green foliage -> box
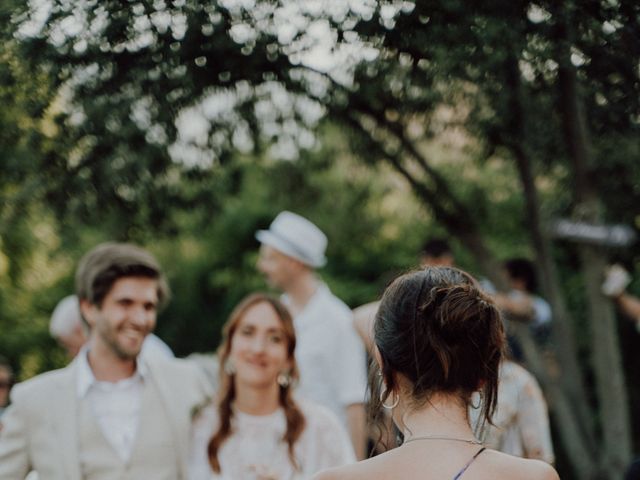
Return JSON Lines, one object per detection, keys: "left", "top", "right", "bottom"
{"left": 2, "top": 1, "right": 639, "bottom": 477}
{"left": 0, "top": 124, "right": 429, "bottom": 366}
{"left": 154, "top": 133, "right": 428, "bottom": 354}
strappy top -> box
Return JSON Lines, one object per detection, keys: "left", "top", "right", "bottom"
{"left": 453, "top": 447, "right": 486, "bottom": 480}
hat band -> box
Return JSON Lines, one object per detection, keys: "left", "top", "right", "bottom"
{"left": 271, "top": 231, "right": 318, "bottom": 265}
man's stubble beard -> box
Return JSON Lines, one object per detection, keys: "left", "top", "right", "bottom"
{"left": 97, "top": 322, "right": 145, "bottom": 361}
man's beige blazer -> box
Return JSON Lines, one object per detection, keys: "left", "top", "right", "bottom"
{"left": 0, "top": 356, "right": 212, "bottom": 480}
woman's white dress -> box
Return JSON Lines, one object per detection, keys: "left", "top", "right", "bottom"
{"left": 189, "top": 399, "right": 356, "bottom": 480}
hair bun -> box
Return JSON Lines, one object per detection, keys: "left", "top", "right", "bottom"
{"left": 423, "top": 284, "right": 493, "bottom": 341}
{"left": 372, "top": 266, "right": 505, "bottom": 435}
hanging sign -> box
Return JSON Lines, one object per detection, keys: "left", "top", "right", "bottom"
{"left": 550, "top": 219, "right": 636, "bottom": 247}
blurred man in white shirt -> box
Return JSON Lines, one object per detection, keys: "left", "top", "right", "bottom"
{"left": 256, "top": 211, "right": 368, "bottom": 459}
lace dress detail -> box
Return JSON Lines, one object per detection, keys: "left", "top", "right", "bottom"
{"left": 189, "top": 398, "right": 355, "bottom": 480}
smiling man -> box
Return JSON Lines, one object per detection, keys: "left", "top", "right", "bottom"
{"left": 49, "top": 294, "right": 174, "bottom": 362}
{"left": 0, "top": 242, "right": 211, "bottom": 480}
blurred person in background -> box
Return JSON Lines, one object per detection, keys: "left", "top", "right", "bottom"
{"left": 493, "top": 258, "right": 552, "bottom": 336}
{"left": 469, "top": 358, "right": 554, "bottom": 464}
{"left": 419, "top": 237, "right": 455, "bottom": 268}
{"left": 493, "top": 258, "right": 552, "bottom": 362}
{"left": 50, "top": 295, "right": 87, "bottom": 358}
{"left": 602, "top": 264, "right": 640, "bottom": 330}
{"left": 601, "top": 270, "right": 640, "bottom": 480}
{"left": 256, "top": 211, "right": 368, "bottom": 459}
{"left": 189, "top": 293, "right": 355, "bottom": 479}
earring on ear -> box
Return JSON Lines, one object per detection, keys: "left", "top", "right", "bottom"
{"left": 470, "top": 391, "right": 482, "bottom": 410}
{"left": 224, "top": 359, "right": 236, "bottom": 376}
{"left": 380, "top": 384, "right": 400, "bottom": 409}
{"left": 277, "top": 371, "right": 291, "bottom": 388}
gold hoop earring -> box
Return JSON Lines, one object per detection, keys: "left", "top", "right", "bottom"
{"left": 380, "top": 385, "right": 400, "bottom": 409}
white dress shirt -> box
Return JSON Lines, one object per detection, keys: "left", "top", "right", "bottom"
{"left": 284, "top": 283, "right": 367, "bottom": 426}
{"left": 76, "top": 349, "right": 147, "bottom": 462}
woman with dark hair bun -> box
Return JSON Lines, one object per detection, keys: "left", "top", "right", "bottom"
{"left": 314, "top": 267, "right": 559, "bottom": 480}
{"left": 189, "top": 293, "right": 355, "bottom": 479}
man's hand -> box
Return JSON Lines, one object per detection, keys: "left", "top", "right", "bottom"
{"left": 602, "top": 264, "right": 631, "bottom": 298}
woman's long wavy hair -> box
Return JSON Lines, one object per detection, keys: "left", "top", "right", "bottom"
{"left": 369, "top": 267, "right": 506, "bottom": 449}
{"left": 207, "top": 293, "right": 306, "bottom": 473}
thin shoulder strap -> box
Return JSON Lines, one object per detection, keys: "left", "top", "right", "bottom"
{"left": 452, "top": 447, "right": 486, "bottom": 480}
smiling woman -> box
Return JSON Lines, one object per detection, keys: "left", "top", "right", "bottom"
{"left": 189, "top": 293, "right": 356, "bottom": 480}
{"left": 228, "top": 300, "right": 292, "bottom": 392}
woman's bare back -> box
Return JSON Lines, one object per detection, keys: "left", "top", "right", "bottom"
{"left": 313, "top": 445, "right": 559, "bottom": 480}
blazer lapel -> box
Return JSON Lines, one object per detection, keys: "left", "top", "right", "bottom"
{"left": 51, "top": 363, "right": 82, "bottom": 480}
{"left": 146, "top": 359, "right": 189, "bottom": 479}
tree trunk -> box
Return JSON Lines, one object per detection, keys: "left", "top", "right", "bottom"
{"left": 503, "top": 48, "right": 597, "bottom": 464}
{"left": 555, "top": 4, "right": 632, "bottom": 477}
{"left": 344, "top": 110, "right": 507, "bottom": 284}
{"left": 501, "top": 52, "right": 598, "bottom": 477}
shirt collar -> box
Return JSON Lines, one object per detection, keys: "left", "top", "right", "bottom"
{"left": 76, "top": 346, "right": 148, "bottom": 399}
{"left": 282, "top": 281, "right": 327, "bottom": 309}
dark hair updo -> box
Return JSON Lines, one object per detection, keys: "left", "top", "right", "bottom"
{"left": 370, "top": 266, "right": 505, "bottom": 433}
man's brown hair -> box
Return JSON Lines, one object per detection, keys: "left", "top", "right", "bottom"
{"left": 75, "top": 242, "right": 170, "bottom": 309}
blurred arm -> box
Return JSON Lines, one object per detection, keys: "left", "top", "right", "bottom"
{"left": 517, "top": 373, "right": 555, "bottom": 464}
{"left": 352, "top": 301, "right": 379, "bottom": 355}
{"left": 615, "top": 293, "right": 640, "bottom": 326}
{"left": 345, "top": 403, "right": 367, "bottom": 461}
{"left": 493, "top": 293, "right": 535, "bottom": 322}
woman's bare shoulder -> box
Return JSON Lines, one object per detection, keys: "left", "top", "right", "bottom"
{"left": 312, "top": 467, "right": 342, "bottom": 480}
{"left": 481, "top": 450, "right": 559, "bottom": 480}
{"left": 313, "top": 455, "right": 390, "bottom": 480}
{"left": 312, "top": 463, "right": 361, "bottom": 480}
{"left": 314, "top": 448, "right": 559, "bottom": 480}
